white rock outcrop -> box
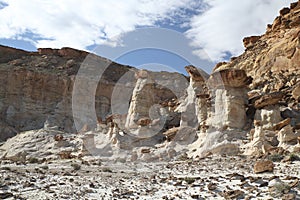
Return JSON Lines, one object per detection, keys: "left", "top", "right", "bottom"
{"left": 277, "top": 125, "right": 300, "bottom": 150}
{"left": 125, "top": 70, "right": 166, "bottom": 138}
{"left": 175, "top": 66, "right": 208, "bottom": 128}
{"left": 207, "top": 69, "right": 252, "bottom": 130}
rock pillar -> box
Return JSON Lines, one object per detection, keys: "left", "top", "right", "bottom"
{"left": 207, "top": 69, "right": 252, "bottom": 129}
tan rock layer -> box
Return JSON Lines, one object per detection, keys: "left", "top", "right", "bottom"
{"left": 212, "top": 0, "right": 300, "bottom": 96}
{"left": 207, "top": 69, "right": 252, "bottom": 88}
{"left": 254, "top": 92, "right": 284, "bottom": 109}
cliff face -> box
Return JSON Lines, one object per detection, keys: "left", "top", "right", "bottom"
{"left": 214, "top": 1, "right": 300, "bottom": 102}
{"left": 197, "top": 1, "right": 300, "bottom": 157}
{"left": 0, "top": 46, "right": 188, "bottom": 142}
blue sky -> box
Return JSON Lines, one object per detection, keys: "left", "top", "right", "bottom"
{"left": 0, "top": 0, "right": 294, "bottom": 74}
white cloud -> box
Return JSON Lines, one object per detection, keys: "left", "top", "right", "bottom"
{"left": 0, "top": 0, "right": 295, "bottom": 63}
{"left": 186, "top": 0, "right": 295, "bottom": 61}
{"left": 0, "top": 0, "right": 194, "bottom": 49}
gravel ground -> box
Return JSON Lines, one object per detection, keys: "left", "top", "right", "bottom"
{"left": 0, "top": 155, "right": 299, "bottom": 200}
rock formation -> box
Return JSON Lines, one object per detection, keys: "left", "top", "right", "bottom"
{"left": 1, "top": 1, "right": 300, "bottom": 163}
{"left": 277, "top": 125, "right": 300, "bottom": 150}
{"left": 187, "top": 1, "right": 300, "bottom": 159}
{"left": 175, "top": 65, "right": 209, "bottom": 128}
{"left": 125, "top": 70, "right": 165, "bottom": 138}
{"left": 207, "top": 69, "right": 252, "bottom": 129}
{"left": 0, "top": 44, "right": 191, "bottom": 161}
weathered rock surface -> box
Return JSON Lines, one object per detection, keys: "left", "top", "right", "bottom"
{"left": 0, "top": 3, "right": 300, "bottom": 188}
{"left": 243, "top": 120, "right": 273, "bottom": 156}
{"left": 125, "top": 70, "right": 166, "bottom": 138}
{"left": 254, "top": 160, "right": 274, "bottom": 173}
{"left": 189, "top": 1, "right": 300, "bottom": 159}
{"left": 278, "top": 125, "right": 300, "bottom": 149}
{"left": 0, "top": 2, "right": 300, "bottom": 199}
{"left": 0, "top": 46, "right": 187, "bottom": 143}
{"left": 243, "top": 35, "right": 261, "bottom": 49}
{"left": 213, "top": 1, "right": 300, "bottom": 107}
{"left": 207, "top": 69, "right": 250, "bottom": 129}
{"left": 207, "top": 69, "right": 252, "bottom": 88}
{"left": 254, "top": 105, "right": 282, "bottom": 130}
{"left": 176, "top": 65, "right": 208, "bottom": 128}
{"left": 0, "top": 47, "right": 132, "bottom": 140}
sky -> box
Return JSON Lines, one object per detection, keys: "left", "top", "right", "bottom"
{"left": 0, "top": 0, "right": 294, "bottom": 73}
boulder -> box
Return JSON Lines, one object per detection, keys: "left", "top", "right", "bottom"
{"left": 292, "top": 84, "right": 300, "bottom": 100}
{"left": 279, "top": 7, "right": 290, "bottom": 16}
{"left": 254, "top": 105, "right": 282, "bottom": 130}
{"left": 278, "top": 125, "right": 300, "bottom": 147}
{"left": 163, "top": 127, "right": 179, "bottom": 141}
{"left": 253, "top": 160, "right": 274, "bottom": 173}
{"left": 136, "top": 117, "right": 151, "bottom": 127}
{"left": 254, "top": 92, "right": 284, "bottom": 109}
{"left": 243, "top": 36, "right": 261, "bottom": 49}
{"left": 54, "top": 134, "right": 64, "bottom": 141}
{"left": 273, "top": 118, "right": 291, "bottom": 131}
{"left": 185, "top": 65, "right": 207, "bottom": 82}
{"left": 135, "top": 69, "right": 148, "bottom": 79}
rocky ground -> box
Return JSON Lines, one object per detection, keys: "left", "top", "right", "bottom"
{"left": 0, "top": 154, "right": 299, "bottom": 200}
{"left": 0, "top": 2, "right": 300, "bottom": 200}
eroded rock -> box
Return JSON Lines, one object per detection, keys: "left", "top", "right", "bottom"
{"left": 243, "top": 36, "right": 261, "bottom": 49}
{"left": 207, "top": 69, "right": 251, "bottom": 129}
{"left": 278, "top": 125, "right": 300, "bottom": 149}
{"left": 253, "top": 160, "right": 274, "bottom": 173}
{"left": 207, "top": 69, "right": 252, "bottom": 88}
{"left": 254, "top": 92, "right": 284, "bottom": 109}
{"left": 254, "top": 105, "right": 282, "bottom": 130}
{"left": 176, "top": 65, "right": 208, "bottom": 128}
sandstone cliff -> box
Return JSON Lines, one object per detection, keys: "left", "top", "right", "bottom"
{"left": 214, "top": 2, "right": 300, "bottom": 104}
{"left": 0, "top": 45, "right": 188, "bottom": 144}
{"left": 186, "top": 1, "right": 300, "bottom": 158}
{"left": 1, "top": 1, "right": 300, "bottom": 162}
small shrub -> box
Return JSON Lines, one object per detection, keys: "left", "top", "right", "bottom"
{"left": 177, "top": 153, "right": 189, "bottom": 161}
{"left": 184, "top": 177, "right": 196, "bottom": 184}
{"left": 1, "top": 166, "right": 11, "bottom": 171}
{"left": 289, "top": 153, "right": 300, "bottom": 161}
{"left": 270, "top": 183, "right": 291, "bottom": 197}
{"left": 268, "top": 154, "right": 284, "bottom": 162}
{"left": 40, "top": 165, "right": 49, "bottom": 170}
{"left": 71, "top": 163, "right": 81, "bottom": 171}
{"left": 102, "top": 167, "right": 112, "bottom": 173}
{"left": 28, "top": 157, "right": 39, "bottom": 164}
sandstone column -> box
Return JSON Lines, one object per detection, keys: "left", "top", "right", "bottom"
{"left": 125, "top": 70, "right": 164, "bottom": 138}
{"left": 175, "top": 65, "right": 208, "bottom": 128}
{"left": 207, "top": 69, "right": 252, "bottom": 129}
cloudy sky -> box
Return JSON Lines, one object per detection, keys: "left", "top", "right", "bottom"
{"left": 0, "top": 0, "right": 294, "bottom": 73}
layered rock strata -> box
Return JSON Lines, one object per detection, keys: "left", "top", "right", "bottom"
{"left": 175, "top": 65, "right": 209, "bottom": 128}
{"left": 207, "top": 69, "right": 252, "bottom": 130}
{"left": 2, "top": 1, "right": 300, "bottom": 162}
